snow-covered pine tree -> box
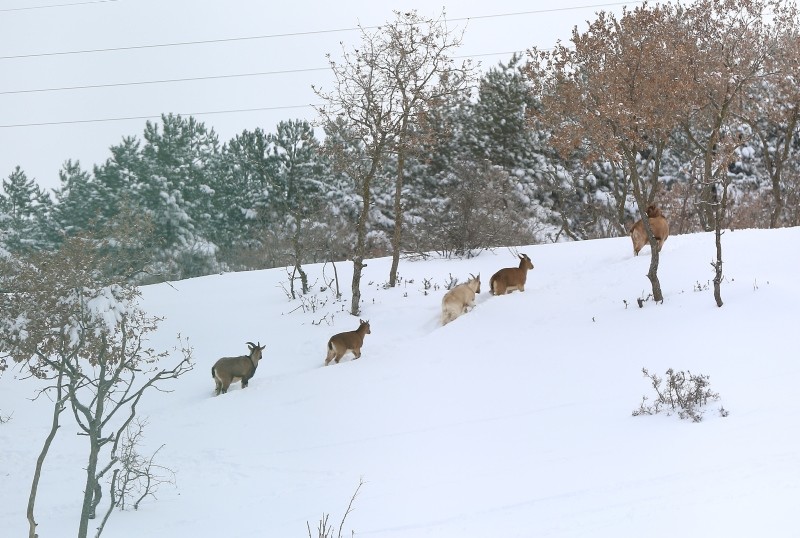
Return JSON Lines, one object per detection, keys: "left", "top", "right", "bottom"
{"left": 53, "top": 160, "right": 104, "bottom": 236}
{"left": 138, "top": 114, "right": 222, "bottom": 279}
{"left": 0, "top": 166, "right": 55, "bottom": 254}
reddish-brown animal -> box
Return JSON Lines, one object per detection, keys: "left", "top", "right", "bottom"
{"left": 489, "top": 254, "right": 534, "bottom": 295}
{"left": 630, "top": 205, "right": 670, "bottom": 256}
{"left": 325, "top": 319, "right": 371, "bottom": 365}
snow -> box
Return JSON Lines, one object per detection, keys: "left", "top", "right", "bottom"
{"left": 1, "top": 227, "right": 799, "bottom": 537}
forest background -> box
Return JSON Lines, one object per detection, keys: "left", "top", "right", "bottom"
{"left": 1, "top": 0, "right": 798, "bottom": 286}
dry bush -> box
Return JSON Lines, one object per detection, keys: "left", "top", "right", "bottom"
{"left": 307, "top": 479, "right": 364, "bottom": 538}
{"left": 633, "top": 367, "right": 723, "bottom": 422}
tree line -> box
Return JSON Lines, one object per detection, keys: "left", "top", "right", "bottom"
{"left": 0, "top": 1, "right": 798, "bottom": 297}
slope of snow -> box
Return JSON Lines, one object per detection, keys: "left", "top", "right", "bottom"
{"left": 1, "top": 228, "right": 799, "bottom": 537}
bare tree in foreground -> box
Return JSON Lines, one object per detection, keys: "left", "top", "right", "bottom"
{"left": 0, "top": 227, "right": 193, "bottom": 538}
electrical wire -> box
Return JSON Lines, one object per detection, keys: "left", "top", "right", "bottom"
{"left": 0, "top": 1, "right": 643, "bottom": 128}
{"left": 0, "top": 49, "right": 533, "bottom": 96}
{"left": 0, "top": 105, "right": 317, "bottom": 129}
{"left": 0, "top": 0, "right": 118, "bottom": 13}
{"left": 0, "top": 1, "right": 642, "bottom": 60}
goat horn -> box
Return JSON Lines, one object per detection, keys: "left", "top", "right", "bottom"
{"left": 246, "top": 341, "right": 256, "bottom": 349}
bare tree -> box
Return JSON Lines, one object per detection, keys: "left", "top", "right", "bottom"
{"left": 376, "top": 10, "right": 473, "bottom": 287}
{"left": 0, "top": 227, "right": 193, "bottom": 538}
{"left": 315, "top": 50, "right": 393, "bottom": 315}
{"left": 680, "top": 0, "right": 793, "bottom": 306}
{"left": 314, "top": 10, "right": 472, "bottom": 313}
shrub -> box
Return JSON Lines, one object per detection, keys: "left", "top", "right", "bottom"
{"left": 633, "top": 367, "right": 722, "bottom": 422}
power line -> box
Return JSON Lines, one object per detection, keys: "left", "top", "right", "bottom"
{"left": 0, "top": 47, "right": 528, "bottom": 128}
{"left": 0, "top": 67, "right": 331, "bottom": 96}
{"left": 0, "top": 48, "right": 533, "bottom": 96}
{"left": 0, "top": 26, "right": 365, "bottom": 61}
{"left": 0, "top": 105, "right": 317, "bottom": 129}
{"left": 454, "top": 1, "right": 641, "bottom": 22}
{"left": 0, "top": 2, "right": 641, "bottom": 128}
{"left": 0, "top": 0, "right": 118, "bottom": 13}
{"left": 0, "top": 1, "right": 641, "bottom": 61}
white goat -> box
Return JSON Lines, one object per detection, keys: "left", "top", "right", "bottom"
{"left": 441, "top": 273, "right": 481, "bottom": 326}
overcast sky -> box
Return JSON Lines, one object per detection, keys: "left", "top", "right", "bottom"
{"left": 0, "top": 0, "right": 642, "bottom": 191}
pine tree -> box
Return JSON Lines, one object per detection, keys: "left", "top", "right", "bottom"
{"left": 266, "top": 120, "right": 334, "bottom": 293}
{"left": 460, "top": 55, "right": 555, "bottom": 234}
{"left": 0, "top": 166, "right": 55, "bottom": 254}
{"left": 138, "top": 114, "right": 222, "bottom": 279}
{"left": 53, "top": 160, "right": 102, "bottom": 235}
{"left": 218, "top": 127, "right": 273, "bottom": 244}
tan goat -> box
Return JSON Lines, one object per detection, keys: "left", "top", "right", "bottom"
{"left": 490, "top": 253, "right": 534, "bottom": 295}
{"left": 325, "top": 319, "right": 371, "bottom": 366}
{"left": 441, "top": 273, "right": 481, "bottom": 326}
{"left": 630, "top": 204, "right": 670, "bottom": 256}
{"left": 212, "top": 341, "right": 266, "bottom": 395}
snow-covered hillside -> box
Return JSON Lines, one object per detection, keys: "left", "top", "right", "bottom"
{"left": 2, "top": 228, "right": 799, "bottom": 537}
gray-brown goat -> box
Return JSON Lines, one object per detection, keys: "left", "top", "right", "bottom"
{"left": 325, "top": 319, "right": 371, "bottom": 366}
{"left": 211, "top": 341, "right": 266, "bottom": 395}
{"left": 489, "top": 253, "right": 534, "bottom": 295}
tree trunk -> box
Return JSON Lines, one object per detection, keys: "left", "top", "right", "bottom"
{"left": 388, "top": 145, "right": 405, "bottom": 287}
{"left": 350, "top": 257, "right": 365, "bottom": 316}
{"left": 78, "top": 367, "right": 108, "bottom": 538}
{"left": 646, "top": 232, "right": 664, "bottom": 303}
{"left": 769, "top": 108, "right": 797, "bottom": 228}
{"left": 27, "top": 370, "right": 66, "bottom": 538}
{"left": 713, "top": 224, "right": 724, "bottom": 307}
{"left": 628, "top": 153, "right": 663, "bottom": 303}
{"left": 292, "top": 225, "right": 309, "bottom": 295}
{"left": 350, "top": 167, "right": 375, "bottom": 316}
{"left": 78, "top": 424, "right": 102, "bottom": 538}
{"left": 712, "top": 178, "right": 730, "bottom": 308}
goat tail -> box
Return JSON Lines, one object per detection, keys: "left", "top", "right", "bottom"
{"left": 327, "top": 340, "right": 333, "bottom": 351}
{"left": 211, "top": 365, "right": 216, "bottom": 379}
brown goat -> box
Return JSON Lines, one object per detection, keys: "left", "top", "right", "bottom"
{"left": 325, "top": 319, "right": 371, "bottom": 366}
{"left": 441, "top": 273, "right": 481, "bottom": 326}
{"left": 630, "top": 204, "right": 670, "bottom": 256}
{"left": 490, "top": 254, "right": 534, "bottom": 295}
{"left": 211, "top": 341, "right": 265, "bottom": 395}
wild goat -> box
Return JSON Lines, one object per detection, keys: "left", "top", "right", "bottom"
{"left": 441, "top": 273, "right": 481, "bottom": 326}
{"left": 211, "top": 341, "right": 266, "bottom": 395}
{"left": 490, "top": 253, "right": 534, "bottom": 295}
{"left": 630, "top": 204, "right": 670, "bottom": 256}
{"left": 325, "top": 319, "right": 371, "bottom": 366}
